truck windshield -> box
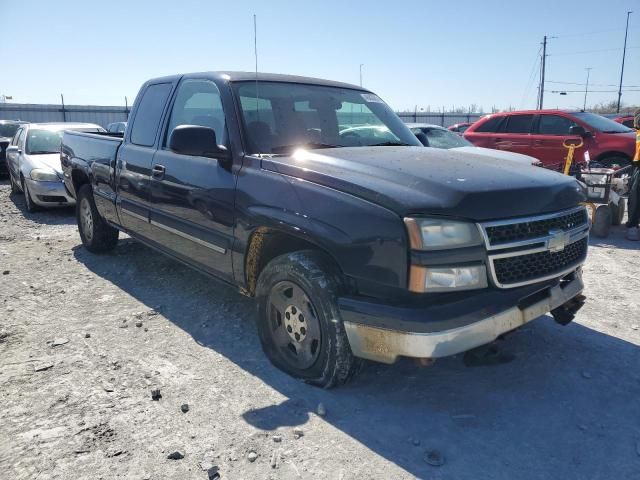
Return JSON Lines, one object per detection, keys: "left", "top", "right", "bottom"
{"left": 231, "top": 81, "right": 421, "bottom": 154}
{"left": 573, "top": 112, "right": 633, "bottom": 133}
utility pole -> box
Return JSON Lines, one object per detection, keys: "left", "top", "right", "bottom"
{"left": 359, "top": 64, "right": 364, "bottom": 87}
{"left": 538, "top": 35, "right": 548, "bottom": 109}
{"left": 60, "top": 94, "right": 67, "bottom": 122}
{"left": 616, "top": 11, "right": 632, "bottom": 113}
{"left": 583, "top": 67, "right": 592, "bottom": 111}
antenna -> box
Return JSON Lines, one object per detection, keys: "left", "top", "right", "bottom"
{"left": 253, "top": 14, "right": 259, "bottom": 123}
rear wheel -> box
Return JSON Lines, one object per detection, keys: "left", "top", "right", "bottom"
{"left": 592, "top": 204, "right": 612, "bottom": 238}
{"left": 76, "top": 184, "right": 119, "bottom": 253}
{"left": 255, "top": 250, "right": 361, "bottom": 388}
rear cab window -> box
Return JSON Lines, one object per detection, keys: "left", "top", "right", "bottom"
{"left": 130, "top": 83, "right": 173, "bottom": 147}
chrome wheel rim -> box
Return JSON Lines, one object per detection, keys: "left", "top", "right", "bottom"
{"left": 267, "top": 281, "right": 322, "bottom": 369}
{"left": 80, "top": 198, "right": 94, "bottom": 241}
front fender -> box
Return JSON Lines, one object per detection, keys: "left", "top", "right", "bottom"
{"left": 234, "top": 163, "right": 409, "bottom": 296}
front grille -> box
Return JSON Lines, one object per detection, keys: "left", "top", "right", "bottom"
{"left": 38, "top": 195, "right": 68, "bottom": 203}
{"left": 493, "top": 237, "right": 587, "bottom": 286}
{"left": 485, "top": 208, "right": 588, "bottom": 246}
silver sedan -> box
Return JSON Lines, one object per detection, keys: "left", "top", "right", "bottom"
{"left": 6, "top": 122, "right": 104, "bottom": 211}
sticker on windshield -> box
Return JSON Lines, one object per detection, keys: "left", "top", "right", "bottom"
{"left": 361, "top": 93, "right": 384, "bottom": 103}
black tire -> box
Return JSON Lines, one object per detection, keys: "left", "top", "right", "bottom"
{"left": 594, "top": 156, "right": 631, "bottom": 169}
{"left": 21, "top": 176, "right": 40, "bottom": 213}
{"left": 76, "top": 184, "right": 119, "bottom": 253}
{"left": 9, "top": 172, "right": 20, "bottom": 195}
{"left": 592, "top": 204, "right": 612, "bottom": 238}
{"left": 255, "top": 250, "right": 362, "bottom": 388}
{"left": 610, "top": 198, "right": 626, "bottom": 226}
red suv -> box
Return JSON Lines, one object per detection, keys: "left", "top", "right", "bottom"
{"left": 464, "top": 110, "right": 636, "bottom": 168}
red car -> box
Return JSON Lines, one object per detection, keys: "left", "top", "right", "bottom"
{"left": 464, "top": 110, "right": 636, "bottom": 168}
{"left": 613, "top": 115, "right": 634, "bottom": 128}
{"left": 448, "top": 122, "right": 473, "bottom": 135}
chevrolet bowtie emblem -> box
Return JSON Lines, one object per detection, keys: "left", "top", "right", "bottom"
{"left": 547, "top": 229, "right": 569, "bottom": 253}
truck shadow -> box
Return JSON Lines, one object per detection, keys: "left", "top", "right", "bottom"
{"left": 73, "top": 239, "right": 640, "bottom": 480}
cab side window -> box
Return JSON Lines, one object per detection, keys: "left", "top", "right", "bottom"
{"left": 166, "top": 79, "right": 226, "bottom": 146}
{"left": 475, "top": 115, "right": 504, "bottom": 133}
{"left": 503, "top": 114, "right": 534, "bottom": 134}
{"left": 130, "top": 83, "right": 172, "bottom": 147}
{"left": 538, "top": 115, "right": 577, "bottom": 135}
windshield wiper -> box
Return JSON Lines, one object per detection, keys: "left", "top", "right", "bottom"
{"left": 270, "top": 142, "right": 341, "bottom": 153}
{"left": 369, "top": 141, "right": 412, "bottom": 147}
{"left": 28, "top": 151, "right": 60, "bottom": 155}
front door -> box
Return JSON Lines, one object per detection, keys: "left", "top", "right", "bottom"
{"left": 530, "top": 114, "right": 581, "bottom": 168}
{"left": 148, "top": 78, "right": 235, "bottom": 280}
{"left": 116, "top": 82, "right": 173, "bottom": 238}
{"left": 492, "top": 114, "right": 534, "bottom": 157}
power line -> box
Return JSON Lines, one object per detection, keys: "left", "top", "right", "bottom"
{"left": 549, "top": 45, "right": 640, "bottom": 56}
{"left": 520, "top": 45, "right": 542, "bottom": 109}
{"left": 547, "top": 80, "right": 640, "bottom": 88}
{"left": 551, "top": 27, "right": 627, "bottom": 38}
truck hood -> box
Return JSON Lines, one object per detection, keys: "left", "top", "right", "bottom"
{"left": 263, "top": 146, "right": 585, "bottom": 221}
{"left": 452, "top": 146, "right": 539, "bottom": 165}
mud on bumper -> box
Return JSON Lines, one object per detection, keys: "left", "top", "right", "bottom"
{"left": 339, "top": 269, "right": 584, "bottom": 364}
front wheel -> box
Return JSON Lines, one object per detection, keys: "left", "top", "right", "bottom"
{"left": 76, "top": 184, "right": 119, "bottom": 253}
{"left": 255, "top": 250, "right": 361, "bottom": 388}
{"left": 21, "top": 177, "right": 40, "bottom": 213}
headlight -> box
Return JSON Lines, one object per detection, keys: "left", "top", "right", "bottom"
{"left": 409, "top": 264, "right": 488, "bottom": 292}
{"left": 30, "top": 169, "right": 60, "bottom": 182}
{"left": 404, "top": 218, "right": 483, "bottom": 250}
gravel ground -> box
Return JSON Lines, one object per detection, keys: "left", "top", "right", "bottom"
{"left": 1, "top": 177, "right": 639, "bottom": 480}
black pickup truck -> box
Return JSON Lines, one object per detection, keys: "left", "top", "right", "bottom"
{"left": 61, "top": 72, "right": 588, "bottom": 387}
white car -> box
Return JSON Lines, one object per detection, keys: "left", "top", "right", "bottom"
{"left": 6, "top": 122, "right": 104, "bottom": 212}
{"left": 406, "top": 123, "right": 543, "bottom": 166}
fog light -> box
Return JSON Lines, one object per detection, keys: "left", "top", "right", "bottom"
{"left": 409, "top": 265, "right": 487, "bottom": 292}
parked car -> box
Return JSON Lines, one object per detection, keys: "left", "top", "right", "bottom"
{"left": 0, "top": 120, "right": 28, "bottom": 176}
{"left": 61, "top": 72, "right": 588, "bottom": 387}
{"left": 464, "top": 110, "right": 636, "bottom": 168}
{"left": 448, "top": 122, "right": 473, "bottom": 135}
{"left": 613, "top": 115, "right": 634, "bottom": 129}
{"left": 407, "top": 123, "right": 542, "bottom": 166}
{"left": 107, "top": 121, "right": 127, "bottom": 134}
{"left": 6, "top": 122, "right": 104, "bottom": 212}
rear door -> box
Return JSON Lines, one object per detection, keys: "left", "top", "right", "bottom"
{"left": 116, "top": 82, "right": 173, "bottom": 237}
{"left": 148, "top": 77, "right": 235, "bottom": 280}
{"left": 464, "top": 115, "right": 505, "bottom": 148}
{"left": 530, "top": 114, "right": 579, "bottom": 168}
{"left": 492, "top": 114, "right": 534, "bottom": 156}
{"left": 6, "top": 127, "right": 25, "bottom": 180}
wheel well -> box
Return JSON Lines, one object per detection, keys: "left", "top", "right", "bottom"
{"left": 71, "top": 170, "right": 90, "bottom": 194}
{"left": 595, "top": 151, "right": 630, "bottom": 161}
{"left": 244, "top": 227, "right": 342, "bottom": 296}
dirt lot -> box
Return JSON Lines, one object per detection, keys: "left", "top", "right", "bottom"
{"left": 1, "top": 178, "right": 639, "bottom": 480}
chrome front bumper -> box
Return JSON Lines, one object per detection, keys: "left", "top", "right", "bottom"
{"left": 25, "top": 178, "right": 76, "bottom": 207}
{"left": 344, "top": 271, "right": 584, "bottom": 364}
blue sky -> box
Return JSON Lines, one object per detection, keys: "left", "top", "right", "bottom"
{"left": 1, "top": 0, "right": 638, "bottom": 111}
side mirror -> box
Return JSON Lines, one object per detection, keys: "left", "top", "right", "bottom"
{"left": 6, "top": 145, "right": 20, "bottom": 154}
{"left": 169, "top": 125, "right": 231, "bottom": 163}
{"left": 569, "top": 125, "right": 590, "bottom": 137}
{"left": 414, "top": 132, "right": 429, "bottom": 147}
